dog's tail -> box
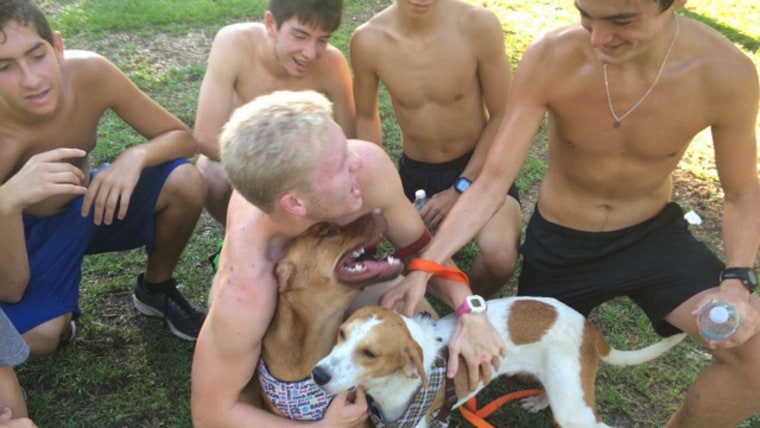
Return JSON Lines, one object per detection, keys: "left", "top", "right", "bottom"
{"left": 591, "top": 321, "right": 687, "bottom": 366}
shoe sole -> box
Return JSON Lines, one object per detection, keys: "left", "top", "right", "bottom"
{"left": 132, "top": 294, "right": 198, "bottom": 342}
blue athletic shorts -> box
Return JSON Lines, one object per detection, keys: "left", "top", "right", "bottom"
{"left": 0, "top": 159, "right": 187, "bottom": 334}
{"left": 518, "top": 202, "right": 724, "bottom": 337}
{"left": 398, "top": 152, "right": 520, "bottom": 204}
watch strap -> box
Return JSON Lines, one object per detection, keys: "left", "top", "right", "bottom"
{"left": 720, "top": 267, "right": 758, "bottom": 292}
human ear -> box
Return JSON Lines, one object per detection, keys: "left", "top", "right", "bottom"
{"left": 279, "top": 192, "right": 307, "bottom": 216}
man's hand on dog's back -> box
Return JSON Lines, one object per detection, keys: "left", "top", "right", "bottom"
{"left": 322, "top": 388, "right": 369, "bottom": 428}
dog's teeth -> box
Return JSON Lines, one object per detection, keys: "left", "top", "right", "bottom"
{"left": 346, "top": 263, "right": 367, "bottom": 273}
{"left": 352, "top": 248, "right": 366, "bottom": 258}
{"left": 387, "top": 256, "right": 400, "bottom": 265}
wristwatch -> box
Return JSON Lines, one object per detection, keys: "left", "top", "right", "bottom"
{"left": 719, "top": 267, "right": 758, "bottom": 293}
{"left": 456, "top": 295, "right": 487, "bottom": 317}
{"left": 454, "top": 177, "right": 471, "bottom": 194}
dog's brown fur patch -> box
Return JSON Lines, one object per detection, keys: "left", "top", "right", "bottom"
{"left": 507, "top": 300, "right": 558, "bottom": 345}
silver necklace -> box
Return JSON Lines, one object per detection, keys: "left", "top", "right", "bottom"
{"left": 603, "top": 15, "right": 680, "bottom": 128}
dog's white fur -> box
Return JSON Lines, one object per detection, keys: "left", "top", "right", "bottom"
{"left": 313, "top": 297, "right": 685, "bottom": 428}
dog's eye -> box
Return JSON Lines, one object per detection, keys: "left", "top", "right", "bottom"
{"left": 361, "top": 348, "right": 377, "bottom": 358}
{"left": 338, "top": 329, "right": 345, "bottom": 341}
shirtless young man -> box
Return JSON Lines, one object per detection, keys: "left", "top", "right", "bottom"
{"left": 351, "top": 0, "right": 521, "bottom": 298}
{"left": 191, "top": 90, "right": 506, "bottom": 427}
{"left": 387, "top": 0, "right": 760, "bottom": 426}
{"left": 194, "top": 0, "right": 355, "bottom": 224}
{"left": 0, "top": 0, "right": 206, "bottom": 351}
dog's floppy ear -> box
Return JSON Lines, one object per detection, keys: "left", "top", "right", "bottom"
{"left": 400, "top": 341, "right": 428, "bottom": 388}
{"left": 274, "top": 261, "right": 295, "bottom": 292}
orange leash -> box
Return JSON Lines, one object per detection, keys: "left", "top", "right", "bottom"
{"left": 407, "top": 258, "right": 470, "bottom": 284}
{"left": 459, "top": 389, "right": 550, "bottom": 428}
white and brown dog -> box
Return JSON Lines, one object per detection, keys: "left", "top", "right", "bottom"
{"left": 312, "top": 298, "right": 686, "bottom": 428}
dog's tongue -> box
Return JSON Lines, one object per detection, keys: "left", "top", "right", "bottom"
{"left": 338, "top": 255, "right": 403, "bottom": 283}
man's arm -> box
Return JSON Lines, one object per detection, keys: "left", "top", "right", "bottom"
{"left": 194, "top": 26, "right": 244, "bottom": 161}
{"left": 0, "top": 148, "right": 87, "bottom": 301}
{"left": 705, "top": 52, "right": 760, "bottom": 348}
{"left": 712, "top": 56, "right": 760, "bottom": 276}
{"left": 75, "top": 53, "right": 196, "bottom": 225}
{"left": 349, "top": 27, "right": 383, "bottom": 145}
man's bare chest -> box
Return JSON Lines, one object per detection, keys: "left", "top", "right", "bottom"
{"left": 377, "top": 39, "right": 478, "bottom": 108}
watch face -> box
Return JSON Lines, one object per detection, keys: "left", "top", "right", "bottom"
{"left": 467, "top": 295, "right": 487, "bottom": 312}
{"left": 455, "top": 177, "right": 471, "bottom": 193}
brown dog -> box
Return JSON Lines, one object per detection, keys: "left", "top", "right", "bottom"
{"left": 258, "top": 212, "right": 403, "bottom": 422}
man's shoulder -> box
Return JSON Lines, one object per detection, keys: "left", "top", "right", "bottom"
{"left": 352, "top": 6, "right": 394, "bottom": 41}
{"left": 61, "top": 49, "right": 111, "bottom": 68}
{"left": 350, "top": 139, "right": 395, "bottom": 174}
{"left": 522, "top": 24, "right": 589, "bottom": 65}
{"left": 60, "top": 50, "right": 120, "bottom": 87}
{"left": 213, "top": 22, "right": 266, "bottom": 47}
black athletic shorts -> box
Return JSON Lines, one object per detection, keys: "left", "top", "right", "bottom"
{"left": 518, "top": 202, "right": 724, "bottom": 337}
{"left": 398, "top": 151, "right": 520, "bottom": 204}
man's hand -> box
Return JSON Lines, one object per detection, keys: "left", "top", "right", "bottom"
{"left": 0, "top": 406, "right": 38, "bottom": 428}
{"left": 448, "top": 312, "right": 506, "bottom": 391}
{"left": 418, "top": 187, "right": 458, "bottom": 230}
{"left": 380, "top": 270, "right": 429, "bottom": 316}
{"left": 321, "top": 388, "right": 369, "bottom": 428}
{"left": 693, "top": 283, "right": 760, "bottom": 350}
{"left": 80, "top": 149, "right": 143, "bottom": 225}
{"left": 0, "top": 148, "right": 86, "bottom": 214}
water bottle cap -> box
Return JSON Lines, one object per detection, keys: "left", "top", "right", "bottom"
{"left": 709, "top": 306, "right": 730, "bottom": 324}
{"left": 415, "top": 189, "right": 426, "bottom": 199}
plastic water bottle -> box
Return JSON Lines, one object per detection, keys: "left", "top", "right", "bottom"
{"left": 697, "top": 300, "right": 740, "bottom": 340}
{"left": 413, "top": 189, "right": 428, "bottom": 212}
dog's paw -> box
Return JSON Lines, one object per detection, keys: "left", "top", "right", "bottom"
{"left": 519, "top": 394, "right": 549, "bottom": 413}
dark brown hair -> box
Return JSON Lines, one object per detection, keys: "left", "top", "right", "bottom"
{"left": 0, "top": 0, "right": 53, "bottom": 45}
{"left": 268, "top": 0, "right": 343, "bottom": 33}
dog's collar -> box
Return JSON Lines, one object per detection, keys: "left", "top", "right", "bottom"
{"left": 257, "top": 359, "right": 333, "bottom": 421}
{"left": 368, "top": 351, "right": 451, "bottom": 428}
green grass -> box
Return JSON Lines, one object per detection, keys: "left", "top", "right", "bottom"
{"left": 14, "top": 0, "right": 760, "bottom": 427}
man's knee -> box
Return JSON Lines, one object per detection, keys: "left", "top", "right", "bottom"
{"left": 196, "top": 156, "right": 229, "bottom": 199}
{"left": 713, "top": 331, "right": 760, "bottom": 387}
{"left": 170, "top": 162, "right": 205, "bottom": 197}
{"left": 22, "top": 314, "right": 72, "bottom": 357}
{"left": 476, "top": 234, "right": 520, "bottom": 281}
{"left": 194, "top": 156, "right": 231, "bottom": 222}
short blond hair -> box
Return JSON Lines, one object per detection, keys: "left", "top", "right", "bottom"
{"left": 220, "top": 90, "right": 334, "bottom": 212}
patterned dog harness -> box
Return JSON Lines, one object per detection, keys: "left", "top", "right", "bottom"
{"left": 369, "top": 352, "right": 454, "bottom": 428}
{"left": 258, "top": 359, "right": 333, "bottom": 421}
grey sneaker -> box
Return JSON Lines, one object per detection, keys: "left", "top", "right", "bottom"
{"left": 132, "top": 274, "right": 206, "bottom": 341}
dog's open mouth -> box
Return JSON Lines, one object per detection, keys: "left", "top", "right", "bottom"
{"left": 337, "top": 248, "right": 402, "bottom": 283}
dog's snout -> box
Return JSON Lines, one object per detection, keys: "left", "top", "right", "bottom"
{"left": 312, "top": 366, "right": 332, "bottom": 386}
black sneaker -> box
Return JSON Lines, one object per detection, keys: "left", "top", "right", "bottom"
{"left": 132, "top": 274, "right": 206, "bottom": 341}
